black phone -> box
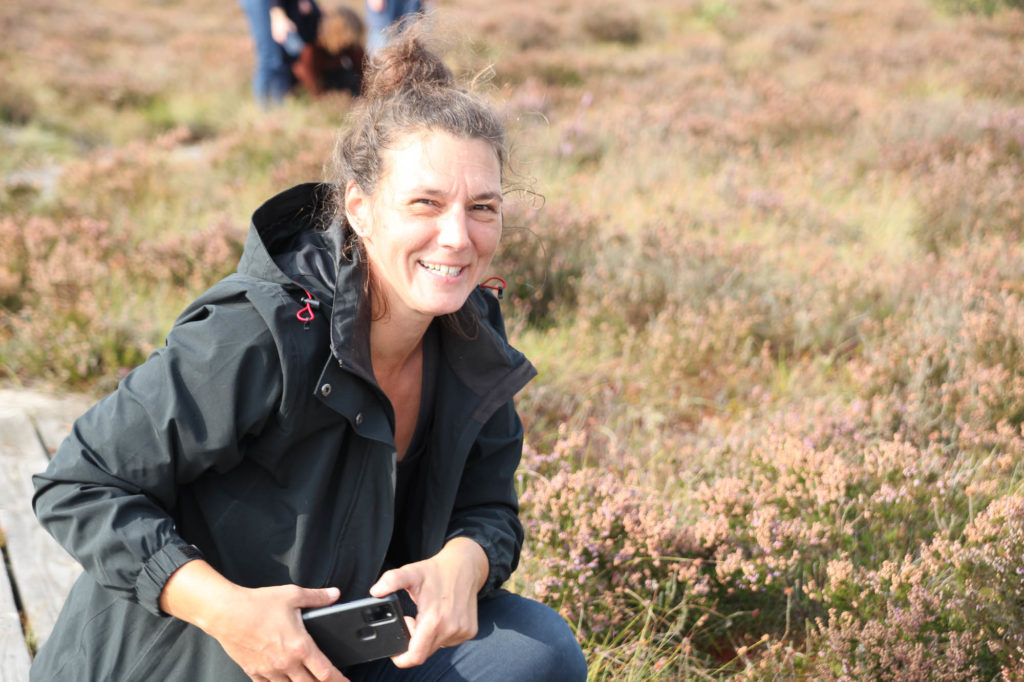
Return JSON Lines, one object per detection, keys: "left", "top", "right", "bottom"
{"left": 302, "top": 594, "right": 411, "bottom": 668}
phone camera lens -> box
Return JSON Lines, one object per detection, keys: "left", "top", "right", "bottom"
{"left": 363, "top": 605, "right": 395, "bottom": 624}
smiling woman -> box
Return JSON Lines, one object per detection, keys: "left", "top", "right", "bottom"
{"left": 29, "top": 30, "right": 586, "bottom": 682}
{"left": 345, "top": 131, "right": 504, "bottom": 325}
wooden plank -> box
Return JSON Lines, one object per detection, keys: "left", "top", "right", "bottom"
{"left": 0, "top": 408, "right": 81, "bottom": 652}
{"left": 0, "top": 390, "right": 90, "bottom": 458}
{"left": 30, "top": 413, "right": 76, "bottom": 461}
{"left": 0, "top": 537, "right": 31, "bottom": 682}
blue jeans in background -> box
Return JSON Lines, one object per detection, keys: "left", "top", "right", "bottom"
{"left": 237, "top": 0, "right": 292, "bottom": 106}
{"left": 344, "top": 591, "right": 588, "bottom": 681}
{"left": 365, "top": 0, "right": 422, "bottom": 54}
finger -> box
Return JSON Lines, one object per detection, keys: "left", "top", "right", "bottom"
{"left": 369, "top": 568, "right": 409, "bottom": 598}
{"left": 327, "top": 668, "right": 350, "bottom": 682}
{"left": 390, "top": 616, "right": 440, "bottom": 668}
{"left": 286, "top": 667, "right": 319, "bottom": 682}
{"left": 261, "top": 672, "right": 291, "bottom": 682}
{"left": 297, "top": 586, "right": 341, "bottom": 609}
{"left": 304, "top": 644, "right": 344, "bottom": 682}
{"left": 403, "top": 615, "right": 417, "bottom": 638}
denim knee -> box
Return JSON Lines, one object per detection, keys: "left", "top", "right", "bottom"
{"left": 343, "top": 591, "right": 587, "bottom": 682}
{"left": 477, "top": 592, "right": 587, "bottom": 682}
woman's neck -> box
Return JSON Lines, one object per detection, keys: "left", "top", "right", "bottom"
{"left": 369, "top": 310, "right": 430, "bottom": 459}
{"left": 369, "top": 309, "right": 432, "bottom": 383}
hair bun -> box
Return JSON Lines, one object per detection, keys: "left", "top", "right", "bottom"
{"left": 362, "top": 34, "right": 456, "bottom": 102}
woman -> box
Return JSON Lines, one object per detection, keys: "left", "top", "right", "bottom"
{"left": 31, "top": 35, "right": 587, "bottom": 682}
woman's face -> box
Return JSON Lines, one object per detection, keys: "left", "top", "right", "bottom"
{"left": 347, "top": 130, "right": 503, "bottom": 324}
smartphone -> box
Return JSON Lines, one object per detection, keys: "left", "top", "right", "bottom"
{"left": 302, "top": 594, "right": 411, "bottom": 668}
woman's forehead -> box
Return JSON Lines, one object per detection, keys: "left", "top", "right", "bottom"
{"left": 379, "top": 130, "right": 502, "bottom": 192}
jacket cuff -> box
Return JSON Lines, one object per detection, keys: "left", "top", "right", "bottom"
{"left": 445, "top": 530, "right": 508, "bottom": 600}
{"left": 134, "top": 542, "right": 205, "bottom": 617}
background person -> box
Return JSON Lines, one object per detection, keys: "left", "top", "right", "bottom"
{"left": 30, "top": 32, "right": 587, "bottom": 682}
{"left": 291, "top": 4, "right": 366, "bottom": 97}
{"left": 239, "top": 0, "right": 321, "bottom": 106}
{"left": 237, "top": 0, "right": 292, "bottom": 105}
{"left": 364, "top": 0, "right": 422, "bottom": 54}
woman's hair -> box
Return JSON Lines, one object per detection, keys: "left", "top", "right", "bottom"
{"left": 328, "top": 29, "right": 509, "bottom": 326}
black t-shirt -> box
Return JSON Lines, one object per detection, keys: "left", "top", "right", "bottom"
{"left": 385, "top": 322, "right": 438, "bottom": 570}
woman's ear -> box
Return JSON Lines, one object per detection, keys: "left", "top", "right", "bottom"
{"left": 344, "top": 181, "right": 371, "bottom": 238}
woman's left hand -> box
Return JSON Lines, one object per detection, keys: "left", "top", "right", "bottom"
{"left": 369, "top": 537, "right": 489, "bottom": 667}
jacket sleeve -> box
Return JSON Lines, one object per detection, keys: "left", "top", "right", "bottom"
{"left": 444, "top": 399, "right": 526, "bottom": 599}
{"left": 32, "top": 299, "right": 283, "bottom": 617}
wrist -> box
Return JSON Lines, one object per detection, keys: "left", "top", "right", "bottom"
{"left": 159, "top": 559, "right": 242, "bottom": 634}
{"left": 443, "top": 537, "right": 489, "bottom": 593}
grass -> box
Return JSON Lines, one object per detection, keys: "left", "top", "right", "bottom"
{"left": 5, "top": 0, "right": 1024, "bottom": 678}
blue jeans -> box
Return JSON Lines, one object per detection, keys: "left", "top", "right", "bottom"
{"left": 365, "top": 0, "right": 422, "bottom": 54}
{"left": 344, "top": 591, "right": 588, "bottom": 681}
{"left": 237, "top": 0, "right": 292, "bottom": 105}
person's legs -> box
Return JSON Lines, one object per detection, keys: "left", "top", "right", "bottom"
{"left": 345, "top": 591, "right": 587, "bottom": 681}
{"left": 364, "top": 0, "right": 393, "bottom": 55}
{"left": 364, "top": 0, "right": 422, "bottom": 54}
{"left": 237, "top": 0, "right": 291, "bottom": 105}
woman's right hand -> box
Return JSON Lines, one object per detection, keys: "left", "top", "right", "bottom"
{"left": 160, "top": 560, "right": 348, "bottom": 682}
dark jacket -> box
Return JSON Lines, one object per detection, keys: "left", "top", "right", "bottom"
{"left": 30, "top": 183, "right": 537, "bottom": 681}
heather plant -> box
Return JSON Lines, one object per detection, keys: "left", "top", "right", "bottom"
{"left": 487, "top": 198, "right": 598, "bottom": 328}
{"left": 911, "top": 134, "right": 1024, "bottom": 252}
{"left": 517, "top": 441, "right": 721, "bottom": 676}
{"left": 578, "top": 5, "right": 644, "bottom": 45}
{"left": 687, "top": 432, "right": 974, "bottom": 639}
{"left": 520, "top": 462, "right": 701, "bottom": 635}
{"left": 0, "top": 213, "right": 243, "bottom": 389}
{"left": 851, "top": 239, "right": 1024, "bottom": 449}
{"left": 812, "top": 493, "right": 1024, "bottom": 678}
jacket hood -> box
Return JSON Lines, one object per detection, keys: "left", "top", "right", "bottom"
{"left": 240, "top": 182, "right": 342, "bottom": 306}
{"left": 237, "top": 183, "right": 536, "bottom": 407}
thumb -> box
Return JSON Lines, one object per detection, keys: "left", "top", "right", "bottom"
{"left": 300, "top": 586, "right": 341, "bottom": 608}
{"left": 370, "top": 568, "right": 409, "bottom": 598}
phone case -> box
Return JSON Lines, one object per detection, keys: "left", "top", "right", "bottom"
{"left": 302, "top": 594, "right": 411, "bottom": 667}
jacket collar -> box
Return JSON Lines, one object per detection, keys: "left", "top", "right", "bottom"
{"left": 242, "top": 182, "right": 537, "bottom": 413}
{"left": 327, "top": 251, "right": 537, "bottom": 413}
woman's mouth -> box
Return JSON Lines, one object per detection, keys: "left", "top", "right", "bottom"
{"left": 420, "top": 261, "right": 465, "bottom": 277}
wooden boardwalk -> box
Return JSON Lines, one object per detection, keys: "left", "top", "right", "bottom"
{"left": 0, "top": 389, "right": 90, "bottom": 682}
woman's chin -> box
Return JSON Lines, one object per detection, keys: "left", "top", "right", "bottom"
{"left": 420, "top": 294, "right": 474, "bottom": 318}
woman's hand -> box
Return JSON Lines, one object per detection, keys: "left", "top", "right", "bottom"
{"left": 369, "top": 537, "right": 489, "bottom": 668}
{"left": 160, "top": 560, "right": 348, "bottom": 682}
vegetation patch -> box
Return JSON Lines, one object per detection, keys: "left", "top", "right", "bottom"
{"left": 5, "top": 0, "right": 1024, "bottom": 677}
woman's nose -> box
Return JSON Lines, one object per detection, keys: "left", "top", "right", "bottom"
{"left": 437, "top": 208, "right": 471, "bottom": 249}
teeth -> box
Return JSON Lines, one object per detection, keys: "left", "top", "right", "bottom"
{"left": 421, "top": 262, "right": 463, "bottom": 277}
